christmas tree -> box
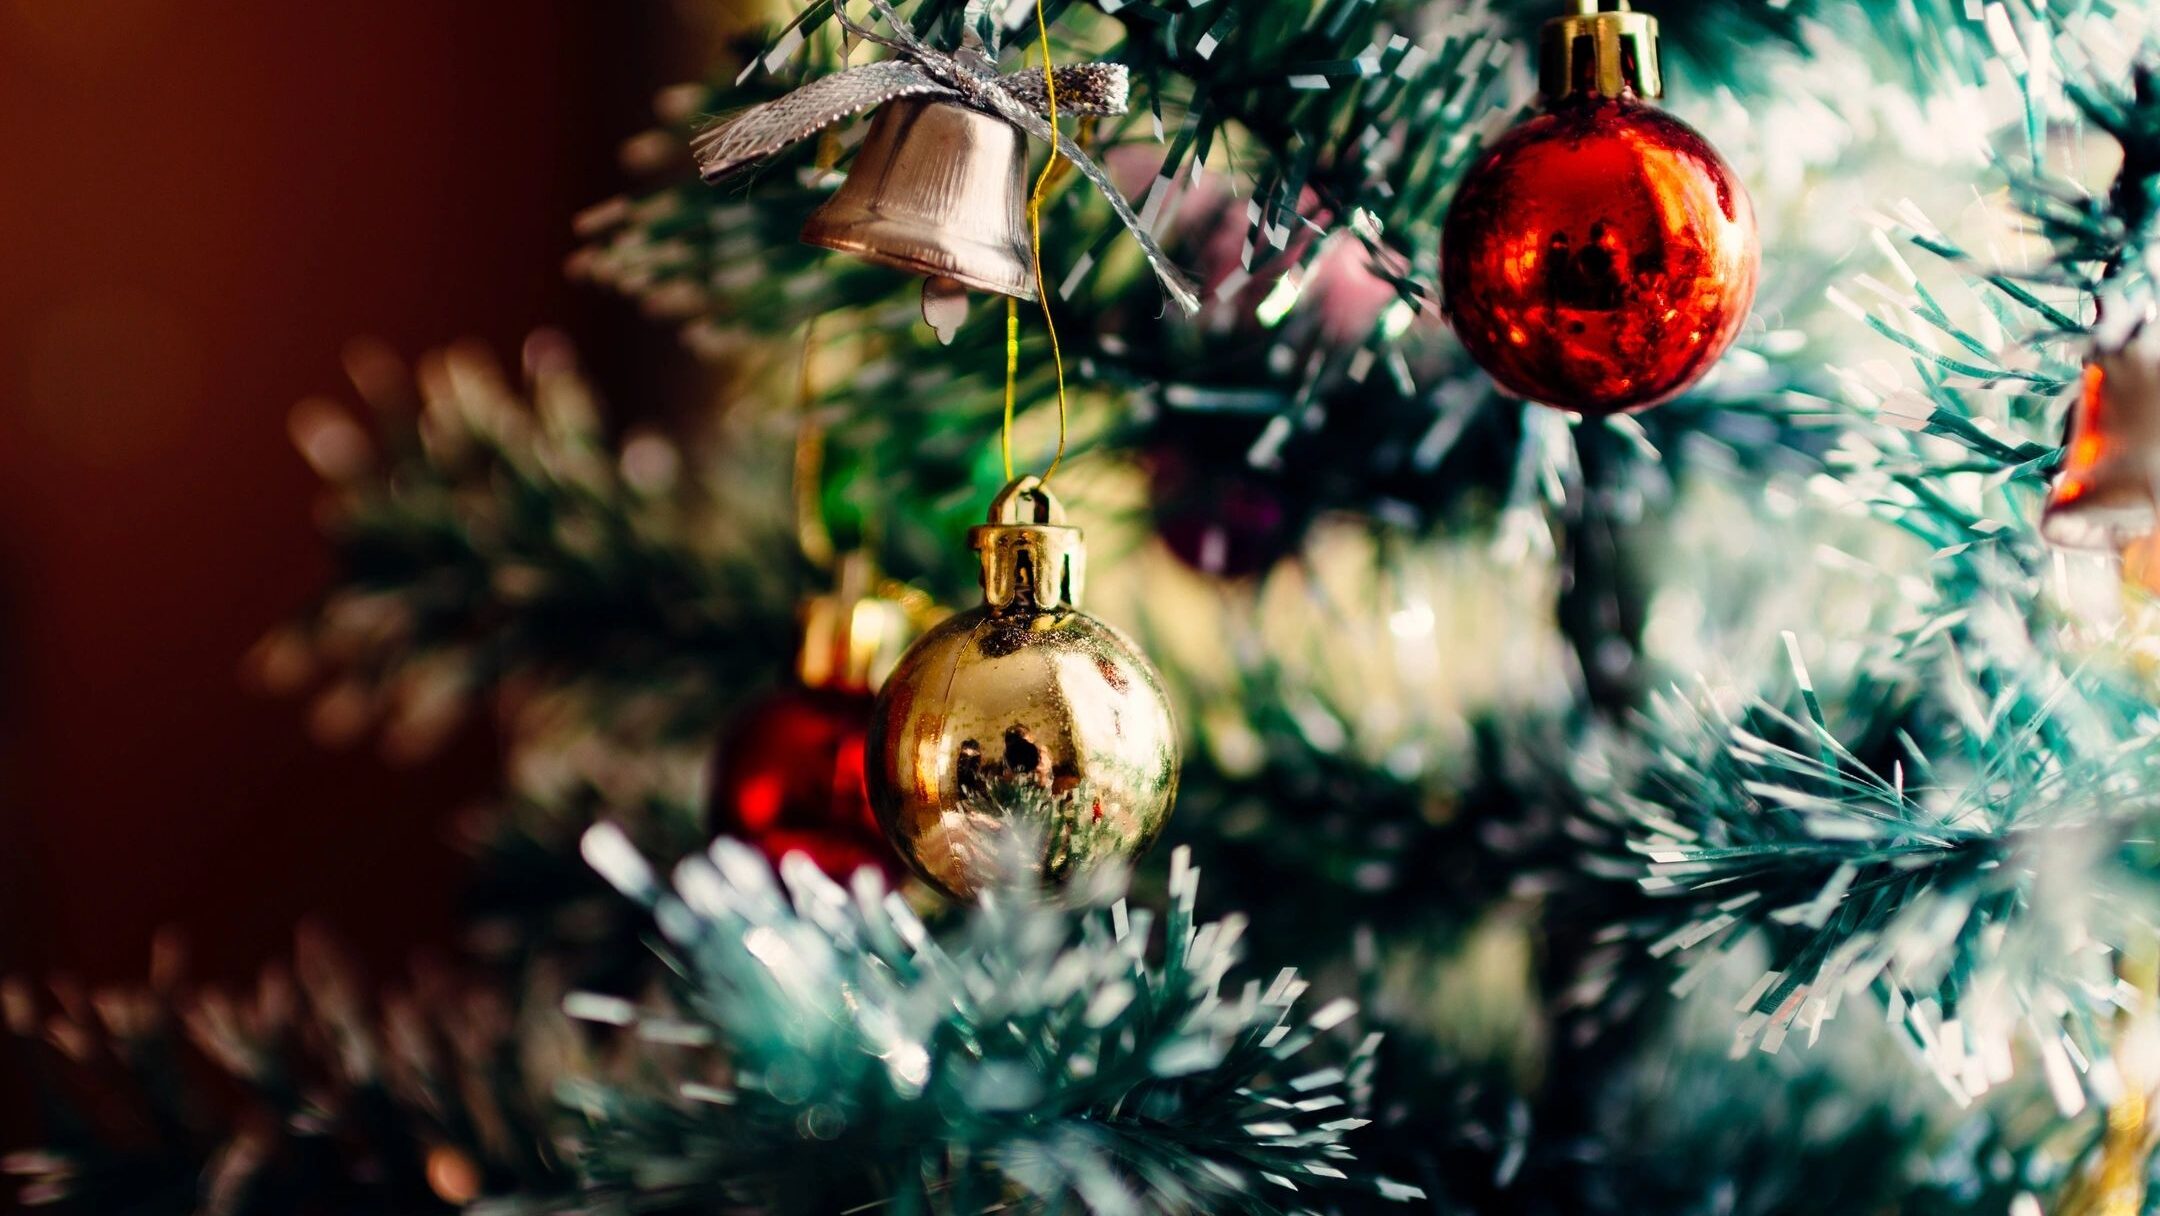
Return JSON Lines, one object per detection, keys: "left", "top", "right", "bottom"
{"left": 13, "top": 0, "right": 2160, "bottom": 1212}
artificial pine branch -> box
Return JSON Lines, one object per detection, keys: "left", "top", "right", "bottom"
{"left": 3, "top": 932, "right": 581, "bottom": 1215}
{"left": 260, "top": 333, "right": 799, "bottom": 757}
{"left": 1624, "top": 8, "right": 2160, "bottom": 1105}
{"left": 567, "top": 827, "right": 1424, "bottom": 1215}
{"left": 1602, "top": 637, "right": 2160, "bottom": 1104}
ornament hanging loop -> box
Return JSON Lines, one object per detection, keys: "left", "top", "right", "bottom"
{"left": 971, "top": 476, "right": 1085, "bottom": 614}
{"left": 1542, "top": 0, "right": 1661, "bottom": 101}
{"left": 986, "top": 474, "right": 1067, "bottom": 526}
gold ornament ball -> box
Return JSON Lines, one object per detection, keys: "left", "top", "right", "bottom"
{"left": 867, "top": 477, "right": 1179, "bottom": 900}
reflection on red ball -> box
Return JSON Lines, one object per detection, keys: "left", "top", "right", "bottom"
{"left": 710, "top": 685, "right": 899, "bottom": 880}
{"left": 1441, "top": 94, "right": 1758, "bottom": 415}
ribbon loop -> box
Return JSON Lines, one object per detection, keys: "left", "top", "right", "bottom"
{"left": 695, "top": 60, "right": 955, "bottom": 182}
{"left": 997, "top": 63, "right": 1130, "bottom": 118}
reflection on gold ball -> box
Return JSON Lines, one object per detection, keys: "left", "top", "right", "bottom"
{"left": 866, "top": 603, "right": 1178, "bottom": 901}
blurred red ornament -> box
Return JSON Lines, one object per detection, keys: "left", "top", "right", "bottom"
{"left": 2043, "top": 323, "right": 2160, "bottom": 551}
{"left": 712, "top": 685, "right": 895, "bottom": 879}
{"left": 1441, "top": 2, "right": 1758, "bottom": 416}
{"left": 1146, "top": 446, "right": 1294, "bottom": 578}
{"left": 708, "top": 556, "right": 917, "bottom": 879}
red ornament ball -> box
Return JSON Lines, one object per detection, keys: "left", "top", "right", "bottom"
{"left": 710, "top": 685, "right": 899, "bottom": 880}
{"left": 1441, "top": 94, "right": 1759, "bottom": 415}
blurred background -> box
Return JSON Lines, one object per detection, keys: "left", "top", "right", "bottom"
{"left": 0, "top": 1, "right": 718, "bottom": 1000}
{"left": 0, "top": 2, "right": 2146, "bottom": 1213}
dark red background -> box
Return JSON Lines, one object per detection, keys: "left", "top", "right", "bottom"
{"left": 0, "top": 2, "right": 704, "bottom": 1007}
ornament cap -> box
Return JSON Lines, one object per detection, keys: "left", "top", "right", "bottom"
{"left": 969, "top": 476, "right": 1086, "bottom": 614}
{"left": 798, "top": 552, "right": 914, "bottom": 692}
{"left": 1540, "top": 0, "right": 1662, "bottom": 103}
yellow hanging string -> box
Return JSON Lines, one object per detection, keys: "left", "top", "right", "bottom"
{"left": 1000, "top": 0, "right": 1070, "bottom": 488}
{"left": 1002, "top": 296, "right": 1019, "bottom": 480}
{"left": 794, "top": 319, "right": 836, "bottom": 570}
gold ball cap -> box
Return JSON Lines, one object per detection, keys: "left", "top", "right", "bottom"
{"left": 1541, "top": 1, "right": 1662, "bottom": 103}
{"left": 796, "top": 552, "right": 916, "bottom": 693}
{"left": 968, "top": 476, "right": 1087, "bottom": 614}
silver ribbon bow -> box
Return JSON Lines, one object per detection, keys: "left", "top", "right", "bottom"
{"left": 692, "top": 0, "right": 1200, "bottom": 314}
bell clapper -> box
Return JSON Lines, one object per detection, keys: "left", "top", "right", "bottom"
{"left": 922, "top": 276, "right": 970, "bottom": 345}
